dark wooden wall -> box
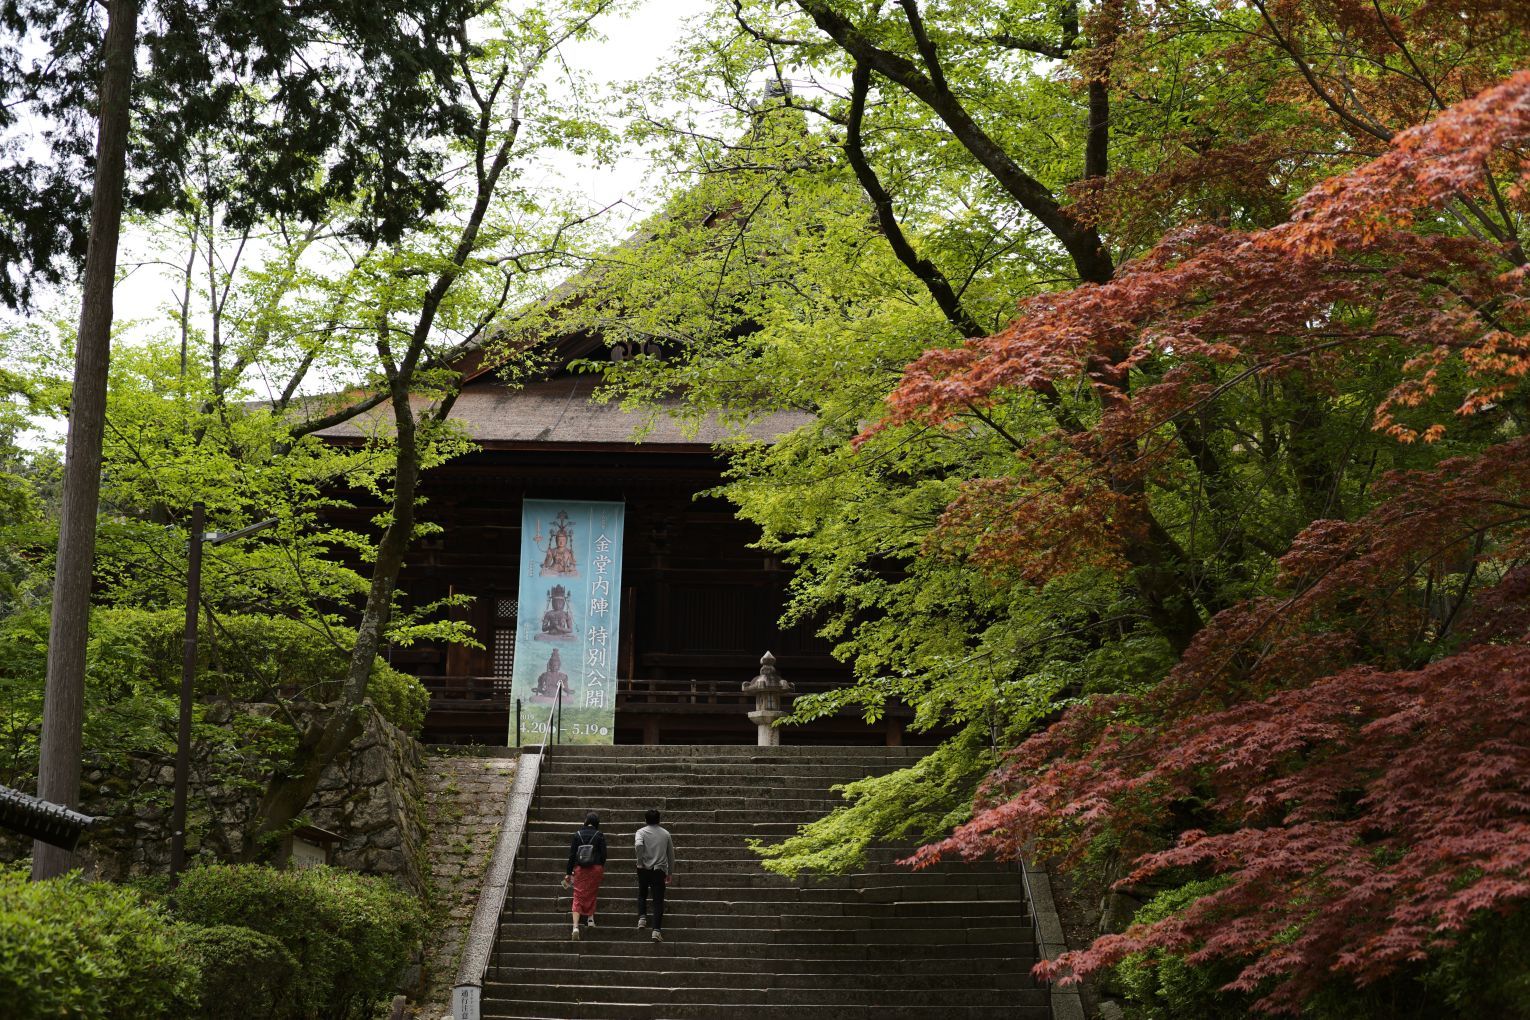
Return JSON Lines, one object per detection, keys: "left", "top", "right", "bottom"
{"left": 324, "top": 444, "right": 905, "bottom": 744}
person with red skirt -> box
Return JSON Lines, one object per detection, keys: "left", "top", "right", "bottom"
{"left": 562, "top": 811, "right": 607, "bottom": 940}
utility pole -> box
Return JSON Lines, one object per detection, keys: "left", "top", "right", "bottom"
{"left": 168, "top": 506, "right": 277, "bottom": 886}
{"left": 168, "top": 502, "right": 205, "bottom": 884}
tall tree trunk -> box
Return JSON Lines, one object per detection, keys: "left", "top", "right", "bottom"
{"left": 33, "top": 0, "right": 139, "bottom": 881}
{"left": 239, "top": 385, "right": 421, "bottom": 862}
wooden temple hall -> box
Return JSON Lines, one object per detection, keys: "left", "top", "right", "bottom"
{"left": 322, "top": 352, "right": 914, "bottom": 747}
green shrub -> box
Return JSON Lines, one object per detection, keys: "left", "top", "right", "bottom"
{"left": 1113, "top": 880, "right": 1255, "bottom": 1020}
{"left": 179, "top": 922, "right": 297, "bottom": 1020}
{"left": 0, "top": 870, "right": 198, "bottom": 1020}
{"left": 366, "top": 659, "right": 429, "bottom": 734}
{"left": 1413, "top": 907, "right": 1530, "bottom": 1019}
{"left": 172, "top": 863, "right": 426, "bottom": 1020}
{"left": 1114, "top": 881, "right": 1530, "bottom": 1019}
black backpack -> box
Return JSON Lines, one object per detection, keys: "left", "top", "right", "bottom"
{"left": 575, "top": 831, "right": 597, "bottom": 866}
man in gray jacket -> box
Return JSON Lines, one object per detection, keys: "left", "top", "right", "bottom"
{"left": 634, "top": 808, "right": 675, "bottom": 942}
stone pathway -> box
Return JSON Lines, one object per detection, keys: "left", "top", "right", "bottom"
{"left": 413, "top": 750, "right": 519, "bottom": 1019}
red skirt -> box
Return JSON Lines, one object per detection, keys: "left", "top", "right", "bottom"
{"left": 571, "top": 864, "right": 604, "bottom": 916}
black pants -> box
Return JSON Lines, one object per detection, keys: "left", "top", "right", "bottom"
{"left": 637, "top": 867, "right": 667, "bottom": 931}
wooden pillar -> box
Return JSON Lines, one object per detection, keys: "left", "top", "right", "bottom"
{"left": 885, "top": 717, "right": 905, "bottom": 747}
{"left": 642, "top": 717, "right": 660, "bottom": 746}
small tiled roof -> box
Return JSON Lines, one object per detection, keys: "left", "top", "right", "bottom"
{"left": 316, "top": 374, "right": 813, "bottom": 448}
{"left": 0, "top": 784, "right": 99, "bottom": 851}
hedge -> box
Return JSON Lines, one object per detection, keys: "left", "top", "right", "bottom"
{"left": 179, "top": 922, "right": 297, "bottom": 1020}
{"left": 0, "top": 869, "right": 198, "bottom": 1020}
{"left": 172, "top": 863, "right": 427, "bottom": 1020}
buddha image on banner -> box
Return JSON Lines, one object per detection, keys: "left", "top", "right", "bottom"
{"left": 511, "top": 499, "right": 625, "bottom": 744}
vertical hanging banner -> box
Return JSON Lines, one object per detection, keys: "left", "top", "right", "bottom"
{"left": 512, "top": 499, "right": 625, "bottom": 744}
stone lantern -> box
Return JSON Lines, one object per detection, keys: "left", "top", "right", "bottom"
{"left": 742, "top": 651, "right": 794, "bottom": 746}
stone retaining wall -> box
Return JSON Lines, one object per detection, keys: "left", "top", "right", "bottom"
{"left": 412, "top": 750, "right": 519, "bottom": 1019}
{"left": 2, "top": 701, "right": 429, "bottom": 893}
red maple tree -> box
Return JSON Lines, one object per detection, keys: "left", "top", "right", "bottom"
{"left": 894, "top": 71, "right": 1530, "bottom": 1012}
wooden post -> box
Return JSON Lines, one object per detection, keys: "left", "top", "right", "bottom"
{"left": 169, "top": 501, "right": 205, "bottom": 885}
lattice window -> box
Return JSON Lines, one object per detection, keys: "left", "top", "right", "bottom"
{"left": 493, "top": 627, "right": 515, "bottom": 677}
{"left": 496, "top": 597, "right": 517, "bottom": 620}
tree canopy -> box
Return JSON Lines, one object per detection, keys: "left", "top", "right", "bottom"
{"left": 565, "top": 0, "right": 1530, "bottom": 1013}
{"left": 0, "top": 0, "right": 486, "bottom": 309}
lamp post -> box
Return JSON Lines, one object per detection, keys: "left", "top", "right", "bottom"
{"left": 168, "top": 503, "right": 278, "bottom": 886}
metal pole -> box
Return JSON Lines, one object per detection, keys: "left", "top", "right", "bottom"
{"left": 556, "top": 692, "right": 562, "bottom": 745}
{"left": 169, "top": 501, "right": 204, "bottom": 886}
{"left": 516, "top": 698, "right": 522, "bottom": 749}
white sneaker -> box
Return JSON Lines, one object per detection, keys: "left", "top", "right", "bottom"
{"left": 651, "top": 930, "right": 663, "bottom": 942}
{"left": 571, "top": 926, "right": 580, "bottom": 941}
{"left": 585, "top": 918, "right": 596, "bottom": 928}
{"left": 637, "top": 916, "right": 648, "bottom": 930}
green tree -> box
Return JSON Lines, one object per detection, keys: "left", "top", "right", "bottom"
{"left": 570, "top": 2, "right": 1528, "bottom": 955}
{"left": 4, "top": 0, "right": 490, "bottom": 879}
{"left": 8, "top": 0, "right": 626, "bottom": 862}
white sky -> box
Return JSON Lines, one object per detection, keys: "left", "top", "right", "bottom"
{"left": 539, "top": 0, "right": 713, "bottom": 206}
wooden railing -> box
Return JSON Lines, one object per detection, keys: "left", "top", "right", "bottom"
{"left": 417, "top": 674, "right": 848, "bottom": 711}
{"left": 416, "top": 674, "right": 907, "bottom": 744}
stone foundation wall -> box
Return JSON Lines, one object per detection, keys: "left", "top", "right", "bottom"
{"left": 308, "top": 705, "right": 430, "bottom": 892}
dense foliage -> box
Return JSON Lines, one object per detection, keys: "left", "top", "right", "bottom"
{"left": 2, "top": 0, "right": 619, "bottom": 863}
{"left": 0, "top": 606, "right": 425, "bottom": 796}
{"left": 0, "top": 0, "right": 486, "bottom": 310}
{"left": 0, "top": 865, "right": 423, "bottom": 1020}
{"left": 177, "top": 923, "right": 297, "bottom": 1020}
{"left": 908, "top": 68, "right": 1530, "bottom": 1014}
{"left": 0, "top": 868, "right": 198, "bottom": 1019}
{"left": 565, "top": 0, "right": 1530, "bottom": 1014}
{"left": 172, "top": 864, "right": 428, "bottom": 1020}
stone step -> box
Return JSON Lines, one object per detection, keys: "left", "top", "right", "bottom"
{"left": 538, "top": 770, "right": 905, "bottom": 789}
{"left": 508, "top": 897, "right": 1027, "bottom": 919}
{"left": 488, "top": 958, "right": 1037, "bottom": 987}
{"left": 484, "top": 983, "right": 1038, "bottom": 1008}
{"left": 537, "top": 762, "right": 908, "bottom": 778}
{"left": 542, "top": 745, "right": 929, "bottom": 759}
{"left": 492, "top": 944, "right": 1035, "bottom": 973}
{"left": 509, "top": 868, "right": 1019, "bottom": 891}
{"left": 483, "top": 1001, "right": 1046, "bottom": 1020}
{"left": 526, "top": 818, "right": 808, "bottom": 834}
{"left": 521, "top": 830, "right": 944, "bottom": 855}
{"left": 497, "top": 922, "right": 1033, "bottom": 947}
{"left": 508, "top": 893, "right": 1027, "bottom": 917}
{"left": 512, "top": 872, "right": 1004, "bottom": 891}
{"left": 509, "top": 887, "right": 1024, "bottom": 910}
{"left": 507, "top": 869, "right": 1033, "bottom": 905}
{"left": 486, "top": 962, "right": 1037, "bottom": 987}
{"left": 503, "top": 907, "right": 1029, "bottom": 931}
{"left": 531, "top": 794, "right": 847, "bottom": 813}
{"left": 517, "top": 846, "right": 927, "bottom": 866}
{"left": 532, "top": 788, "right": 856, "bottom": 801}
{"left": 508, "top": 893, "right": 1027, "bottom": 916}
{"left": 538, "top": 759, "right": 890, "bottom": 773}
{"left": 533, "top": 775, "right": 876, "bottom": 793}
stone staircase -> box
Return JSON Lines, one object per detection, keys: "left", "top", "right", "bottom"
{"left": 483, "top": 744, "right": 1048, "bottom": 1020}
